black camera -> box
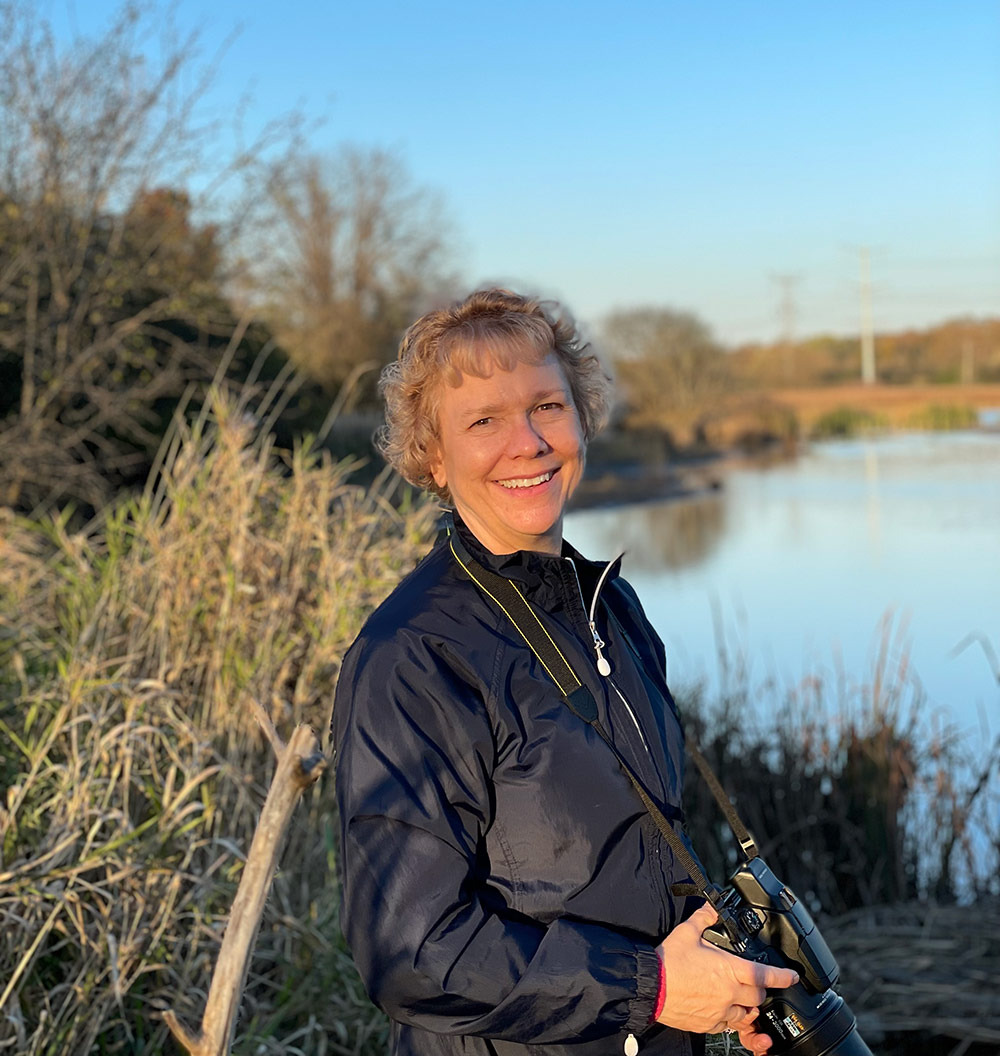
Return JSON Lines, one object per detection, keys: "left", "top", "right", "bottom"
{"left": 701, "top": 856, "right": 873, "bottom": 1056}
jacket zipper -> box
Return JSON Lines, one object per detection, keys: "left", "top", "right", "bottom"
{"left": 564, "top": 555, "right": 615, "bottom": 676}
{"left": 564, "top": 557, "right": 650, "bottom": 755}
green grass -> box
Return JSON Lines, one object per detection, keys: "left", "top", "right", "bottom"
{"left": 809, "top": 405, "right": 888, "bottom": 439}
{"left": 905, "top": 403, "right": 979, "bottom": 430}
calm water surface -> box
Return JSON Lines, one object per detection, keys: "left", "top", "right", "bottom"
{"left": 566, "top": 431, "right": 1000, "bottom": 739}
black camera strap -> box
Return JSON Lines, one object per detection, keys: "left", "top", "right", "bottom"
{"left": 447, "top": 523, "right": 741, "bottom": 909}
{"left": 686, "top": 743, "right": 759, "bottom": 862}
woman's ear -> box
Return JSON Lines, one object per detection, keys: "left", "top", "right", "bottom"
{"left": 428, "top": 446, "right": 446, "bottom": 491}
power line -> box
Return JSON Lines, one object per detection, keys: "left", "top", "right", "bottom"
{"left": 770, "top": 272, "right": 802, "bottom": 382}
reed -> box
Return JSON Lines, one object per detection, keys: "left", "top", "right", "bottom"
{"left": 904, "top": 403, "right": 979, "bottom": 430}
{"left": 809, "top": 405, "right": 888, "bottom": 439}
{"left": 679, "top": 612, "right": 999, "bottom": 911}
{"left": 0, "top": 396, "right": 435, "bottom": 1054}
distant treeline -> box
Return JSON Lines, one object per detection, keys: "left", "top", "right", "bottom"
{"left": 731, "top": 317, "right": 1000, "bottom": 389}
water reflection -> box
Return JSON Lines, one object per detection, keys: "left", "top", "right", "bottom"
{"left": 567, "top": 431, "right": 1000, "bottom": 731}
{"left": 573, "top": 491, "right": 727, "bottom": 572}
{"left": 863, "top": 443, "right": 883, "bottom": 559}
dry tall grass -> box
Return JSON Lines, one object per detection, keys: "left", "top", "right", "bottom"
{"left": 0, "top": 398, "right": 435, "bottom": 1054}
{"left": 682, "top": 612, "right": 1000, "bottom": 912}
{"left": 1, "top": 398, "right": 996, "bottom": 1055}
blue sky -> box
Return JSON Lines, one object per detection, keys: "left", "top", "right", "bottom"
{"left": 50, "top": 1, "right": 999, "bottom": 345}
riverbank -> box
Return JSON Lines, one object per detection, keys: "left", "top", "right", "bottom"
{"left": 770, "top": 381, "right": 1000, "bottom": 432}
{"left": 574, "top": 383, "right": 1000, "bottom": 509}
{"left": 572, "top": 455, "right": 727, "bottom": 510}
{"left": 2, "top": 406, "right": 996, "bottom": 1054}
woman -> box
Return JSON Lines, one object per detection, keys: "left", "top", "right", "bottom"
{"left": 332, "top": 289, "right": 796, "bottom": 1056}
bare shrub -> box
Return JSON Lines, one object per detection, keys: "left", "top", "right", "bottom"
{"left": 602, "top": 307, "right": 732, "bottom": 447}
{"left": 258, "top": 147, "right": 459, "bottom": 409}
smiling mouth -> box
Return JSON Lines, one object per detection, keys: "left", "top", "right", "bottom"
{"left": 497, "top": 470, "right": 554, "bottom": 490}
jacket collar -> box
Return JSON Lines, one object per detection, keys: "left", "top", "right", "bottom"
{"left": 440, "top": 510, "right": 622, "bottom": 607}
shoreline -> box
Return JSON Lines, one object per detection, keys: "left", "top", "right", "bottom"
{"left": 571, "top": 453, "right": 730, "bottom": 511}
{"left": 572, "top": 419, "right": 1000, "bottom": 512}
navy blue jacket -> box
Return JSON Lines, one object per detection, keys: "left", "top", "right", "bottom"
{"left": 332, "top": 517, "right": 700, "bottom": 1056}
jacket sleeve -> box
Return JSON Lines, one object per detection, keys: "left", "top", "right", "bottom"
{"left": 332, "top": 629, "right": 661, "bottom": 1044}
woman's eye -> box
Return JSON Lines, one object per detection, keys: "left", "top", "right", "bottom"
{"left": 535, "top": 402, "right": 563, "bottom": 413}
{"left": 470, "top": 417, "right": 492, "bottom": 428}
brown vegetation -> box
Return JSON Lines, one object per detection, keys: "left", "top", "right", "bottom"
{"left": 603, "top": 309, "right": 1000, "bottom": 453}
{"left": 768, "top": 382, "right": 1000, "bottom": 433}
{"left": 0, "top": 401, "right": 436, "bottom": 1053}
{"left": 603, "top": 307, "right": 731, "bottom": 446}
{"left": 0, "top": 1, "right": 315, "bottom": 516}
{"left": 683, "top": 614, "right": 999, "bottom": 914}
{"left": 1, "top": 5, "right": 997, "bottom": 1053}
{"left": 0, "top": 1, "right": 453, "bottom": 520}
{"left": 685, "top": 619, "right": 1000, "bottom": 1055}
{"left": 259, "top": 149, "right": 457, "bottom": 407}
{"left": 829, "top": 900, "right": 1000, "bottom": 1051}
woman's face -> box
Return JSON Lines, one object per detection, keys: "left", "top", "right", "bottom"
{"left": 429, "top": 349, "right": 585, "bottom": 555}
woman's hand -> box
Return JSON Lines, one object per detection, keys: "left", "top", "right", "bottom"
{"left": 654, "top": 901, "right": 799, "bottom": 1053}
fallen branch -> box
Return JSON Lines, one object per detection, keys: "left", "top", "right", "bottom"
{"left": 164, "top": 723, "right": 326, "bottom": 1056}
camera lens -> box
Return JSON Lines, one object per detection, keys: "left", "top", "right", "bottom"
{"left": 759, "top": 989, "right": 873, "bottom": 1056}
{"left": 825, "top": 1028, "right": 875, "bottom": 1056}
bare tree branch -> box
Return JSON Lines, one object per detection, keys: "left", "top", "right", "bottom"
{"left": 0, "top": 1, "right": 305, "bottom": 515}
{"left": 256, "top": 147, "right": 458, "bottom": 406}
{"left": 163, "top": 724, "right": 326, "bottom": 1056}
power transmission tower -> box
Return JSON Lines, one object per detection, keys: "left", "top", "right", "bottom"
{"left": 771, "top": 273, "right": 802, "bottom": 384}
{"left": 859, "top": 247, "right": 876, "bottom": 384}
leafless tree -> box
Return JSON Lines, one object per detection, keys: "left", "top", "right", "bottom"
{"left": 0, "top": 0, "right": 300, "bottom": 515}
{"left": 259, "top": 147, "right": 458, "bottom": 407}
{"left": 602, "top": 307, "right": 731, "bottom": 445}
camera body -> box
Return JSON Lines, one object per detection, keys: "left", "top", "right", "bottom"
{"left": 701, "top": 857, "right": 873, "bottom": 1056}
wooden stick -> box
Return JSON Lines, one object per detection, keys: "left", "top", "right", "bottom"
{"left": 164, "top": 723, "right": 326, "bottom": 1056}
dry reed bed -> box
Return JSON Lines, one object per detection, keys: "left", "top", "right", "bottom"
{"left": 829, "top": 900, "right": 1000, "bottom": 1046}
{"left": 684, "top": 612, "right": 1000, "bottom": 916}
{"left": 684, "top": 625, "right": 999, "bottom": 1055}
{"left": 0, "top": 400, "right": 434, "bottom": 1054}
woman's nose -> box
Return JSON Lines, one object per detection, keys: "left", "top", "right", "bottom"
{"left": 508, "top": 414, "right": 550, "bottom": 456}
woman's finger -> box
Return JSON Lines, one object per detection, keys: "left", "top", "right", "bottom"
{"left": 729, "top": 1004, "right": 757, "bottom": 1027}
{"left": 735, "top": 984, "right": 766, "bottom": 1007}
{"left": 738, "top": 1024, "right": 773, "bottom": 1056}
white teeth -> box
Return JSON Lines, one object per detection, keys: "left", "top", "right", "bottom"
{"left": 498, "top": 471, "right": 553, "bottom": 489}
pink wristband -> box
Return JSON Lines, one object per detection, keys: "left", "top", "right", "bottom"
{"left": 650, "top": 951, "right": 666, "bottom": 1022}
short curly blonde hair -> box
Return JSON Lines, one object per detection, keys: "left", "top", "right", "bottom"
{"left": 377, "top": 288, "right": 612, "bottom": 502}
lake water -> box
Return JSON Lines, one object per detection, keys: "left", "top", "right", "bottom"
{"left": 566, "top": 431, "right": 1000, "bottom": 742}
